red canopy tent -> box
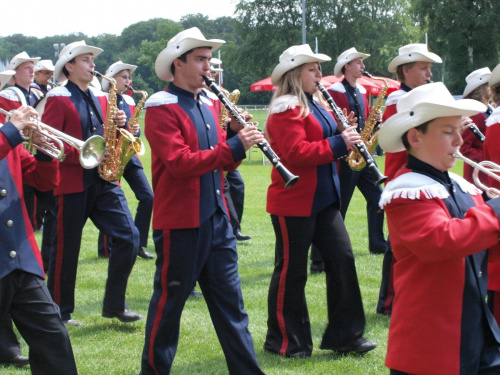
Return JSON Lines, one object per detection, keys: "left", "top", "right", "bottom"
{"left": 322, "top": 75, "right": 401, "bottom": 96}
{"left": 250, "top": 77, "right": 333, "bottom": 92}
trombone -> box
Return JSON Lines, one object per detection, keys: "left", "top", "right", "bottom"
{"left": 0, "top": 108, "right": 106, "bottom": 169}
{"left": 453, "top": 150, "right": 500, "bottom": 199}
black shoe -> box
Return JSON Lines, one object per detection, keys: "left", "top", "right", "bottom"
{"left": 138, "top": 247, "right": 154, "bottom": 259}
{"left": 322, "top": 337, "right": 377, "bottom": 355}
{"left": 189, "top": 290, "right": 203, "bottom": 298}
{"left": 0, "top": 355, "right": 29, "bottom": 367}
{"left": 310, "top": 260, "right": 324, "bottom": 274}
{"left": 370, "top": 247, "right": 386, "bottom": 255}
{"left": 235, "top": 231, "right": 252, "bottom": 241}
{"left": 102, "top": 308, "right": 144, "bottom": 323}
{"left": 63, "top": 318, "right": 84, "bottom": 326}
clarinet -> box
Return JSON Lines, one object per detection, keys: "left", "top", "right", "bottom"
{"left": 202, "top": 75, "right": 299, "bottom": 188}
{"left": 316, "top": 82, "right": 387, "bottom": 186}
{"left": 468, "top": 124, "right": 485, "bottom": 143}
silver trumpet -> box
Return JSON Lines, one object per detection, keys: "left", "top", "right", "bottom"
{"left": 0, "top": 108, "right": 105, "bottom": 169}
{"left": 453, "top": 150, "right": 500, "bottom": 198}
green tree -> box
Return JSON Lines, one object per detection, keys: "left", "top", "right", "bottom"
{"left": 412, "top": 0, "right": 500, "bottom": 94}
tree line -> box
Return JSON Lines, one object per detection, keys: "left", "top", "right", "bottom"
{"left": 0, "top": 0, "right": 497, "bottom": 104}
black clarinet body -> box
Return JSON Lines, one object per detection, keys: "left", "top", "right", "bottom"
{"left": 202, "top": 75, "right": 299, "bottom": 188}
{"left": 316, "top": 82, "right": 387, "bottom": 186}
{"left": 469, "top": 124, "right": 485, "bottom": 143}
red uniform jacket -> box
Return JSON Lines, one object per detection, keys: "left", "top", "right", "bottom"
{"left": 144, "top": 89, "right": 242, "bottom": 230}
{"left": 266, "top": 95, "right": 348, "bottom": 217}
{"left": 327, "top": 81, "right": 369, "bottom": 122}
{"left": 383, "top": 89, "right": 408, "bottom": 183}
{"left": 381, "top": 168, "right": 500, "bottom": 374}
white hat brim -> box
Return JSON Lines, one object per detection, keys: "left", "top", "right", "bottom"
{"left": 388, "top": 51, "right": 442, "bottom": 73}
{"left": 463, "top": 73, "right": 491, "bottom": 98}
{"left": 0, "top": 70, "right": 16, "bottom": 91}
{"left": 54, "top": 45, "right": 103, "bottom": 82}
{"left": 491, "top": 63, "right": 500, "bottom": 88}
{"left": 271, "top": 53, "right": 331, "bottom": 85}
{"left": 379, "top": 98, "right": 486, "bottom": 153}
{"left": 333, "top": 52, "right": 370, "bottom": 78}
{"left": 155, "top": 38, "right": 225, "bottom": 82}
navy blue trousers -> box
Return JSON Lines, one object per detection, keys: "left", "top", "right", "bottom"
{"left": 338, "top": 160, "right": 387, "bottom": 253}
{"left": 141, "top": 210, "right": 264, "bottom": 375}
{"left": 47, "top": 180, "right": 139, "bottom": 320}
{"left": 0, "top": 271, "right": 77, "bottom": 374}
{"left": 98, "top": 160, "right": 153, "bottom": 257}
{"left": 265, "top": 205, "right": 366, "bottom": 357}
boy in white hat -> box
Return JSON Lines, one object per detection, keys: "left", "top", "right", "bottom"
{"left": 378, "top": 82, "right": 500, "bottom": 374}
{"left": 460, "top": 67, "right": 493, "bottom": 185}
{"left": 140, "top": 27, "right": 265, "bottom": 374}
{"left": 41, "top": 41, "right": 143, "bottom": 326}
{"left": 377, "top": 43, "right": 442, "bottom": 316}
{"left": 33, "top": 59, "right": 55, "bottom": 94}
{"left": 326, "top": 47, "right": 387, "bottom": 255}
{"left": 0, "top": 70, "right": 77, "bottom": 373}
{"left": 96, "top": 60, "right": 154, "bottom": 260}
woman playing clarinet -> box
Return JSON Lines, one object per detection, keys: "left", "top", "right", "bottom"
{"left": 263, "top": 44, "right": 376, "bottom": 358}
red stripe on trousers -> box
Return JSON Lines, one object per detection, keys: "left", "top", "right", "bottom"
{"left": 53, "top": 195, "right": 65, "bottom": 306}
{"left": 148, "top": 229, "right": 171, "bottom": 374}
{"left": 277, "top": 216, "right": 290, "bottom": 355}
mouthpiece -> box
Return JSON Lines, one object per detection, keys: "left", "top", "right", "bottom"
{"left": 92, "top": 71, "right": 103, "bottom": 78}
{"left": 362, "top": 71, "right": 373, "bottom": 78}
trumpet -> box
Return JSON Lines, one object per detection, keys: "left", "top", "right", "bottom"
{"left": 453, "top": 150, "right": 500, "bottom": 198}
{"left": 0, "top": 108, "right": 105, "bottom": 169}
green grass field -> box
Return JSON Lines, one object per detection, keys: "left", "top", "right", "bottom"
{"left": 4, "top": 111, "right": 465, "bottom": 375}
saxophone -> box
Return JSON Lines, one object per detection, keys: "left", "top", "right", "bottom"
{"left": 347, "top": 72, "right": 388, "bottom": 171}
{"left": 125, "top": 84, "right": 147, "bottom": 155}
{"left": 93, "top": 71, "right": 140, "bottom": 182}
{"left": 219, "top": 87, "right": 240, "bottom": 130}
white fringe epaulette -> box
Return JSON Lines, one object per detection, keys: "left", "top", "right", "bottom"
{"left": 200, "top": 94, "right": 213, "bottom": 107}
{"left": 270, "top": 95, "right": 300, "bottom": 114}
{"left": 0, "top": 89, "right": 20, "bottom": 101}
{"left": 486, "top": 106, "right": 500, "bottom": 127}
{"left": 123, "top": 94, "right": 135, "bottom": 106}
{"left": 379, "top": 171, "right": 481, "bottom": 209}
{"left": 45, "top": 86, "right": 71, "bottom": 97}
{"left": 384, "top": 89, "right": 405, "bottom": 107}
{"left": 326, "top": 81, "right": 367, "bottom": 95}
{"left": 144, "top": 91, "right": 178, "bottom": 108}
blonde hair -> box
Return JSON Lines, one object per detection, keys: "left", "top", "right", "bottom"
{"left": 268, "top": 63, "right": 329, "bottom": 119}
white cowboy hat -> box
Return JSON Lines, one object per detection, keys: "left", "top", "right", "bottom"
{"left": 387, "top": 43, "right": 442, "bottom": 73}
{"left": 490, "top": 63, "right": 500, "bottom": 88}
{"left": 463, "top": 67, "right": 492, "bottom": 98}
{"left": 0, "top": 70, "right": 16, "bottom": 91}
{"left": 101, "top": 61, "right": 137, "bottom": 92}
{"left": 209, "top": 57, "right": 223, "bottom": 73}
{"left": 6, "top": 52, "right": 40, "bottom": 84}
{"left": 155, "top": 27, "right": 225, "bottom": 82}
{"left": 379, "top": 82, "right": 486, "bottom": 153}
{"left": 35, "top": 59, "right": 55, "bottom": 72}
{"left": 333, "top": 47, "right": 370, "bottom": 77}
{"left": 53, "top": 41, "right": 103, "bottom": 82}
{"left": 271, "top": 44, "right": 331, "bottom": 85}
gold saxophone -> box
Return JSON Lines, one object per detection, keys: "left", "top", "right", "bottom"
{"left": 126, "top": 85, "right": 147, "bottom": 155}
{"left": 347, "top": 72, "right": 388, "bottom": 171}
{"left": 93, "top": 71, "right": 142, "bottom": 182}
{"left": 219, "top": 87, "right": 240, "bottom": 130}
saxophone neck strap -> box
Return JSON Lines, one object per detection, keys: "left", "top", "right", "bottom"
{"left": 78, "top": 86, "right": 105, "bottom": 126}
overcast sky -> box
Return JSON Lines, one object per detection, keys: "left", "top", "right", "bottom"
{"left": 1, "top": 0, "right": 237, "bottom": 38}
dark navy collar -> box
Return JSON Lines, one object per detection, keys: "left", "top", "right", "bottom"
{"left": 401, "top": 82, "right": 413, "bottom": 92}
{"left": 407, "top": 154, "right": 451, "bottom": 186}
{"left": 168, "top": 83, "right": 199, "bottom": 100}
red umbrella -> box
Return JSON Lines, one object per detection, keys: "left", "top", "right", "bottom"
{"left": 250, "top": 77, "right": 333, "bottom": 92}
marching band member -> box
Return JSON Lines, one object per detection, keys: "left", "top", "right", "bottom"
{"left": 140, "top": 27, "right": 265, "bottom": 374}
{"left": 460, "top": 67, "right": 492, "bottom": 185}
{"left": 42, "top": 41, "right": 142, "bottom": 326}
{"left": 378, "top": 82, "right": 500, "bottom": 375}
{"left": 484, "top": 63, "right": 500, "bottom": 326}
{"left": 33, "top": 60, "right": 56, "bottom": 94}
{"left": 96, "top": 61, "right": 154, "bottom": 260}
{"left": 328, "top": 47, "right": 387, "bottom": 255}
{"left": 0, "top": 68, "right": 77, "bottom": 373}
{"left": 377, "top": 43, "right": 442, "bottom": 316}
{"left": 263, "top": 44, "right": 376, "bottom": 358}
